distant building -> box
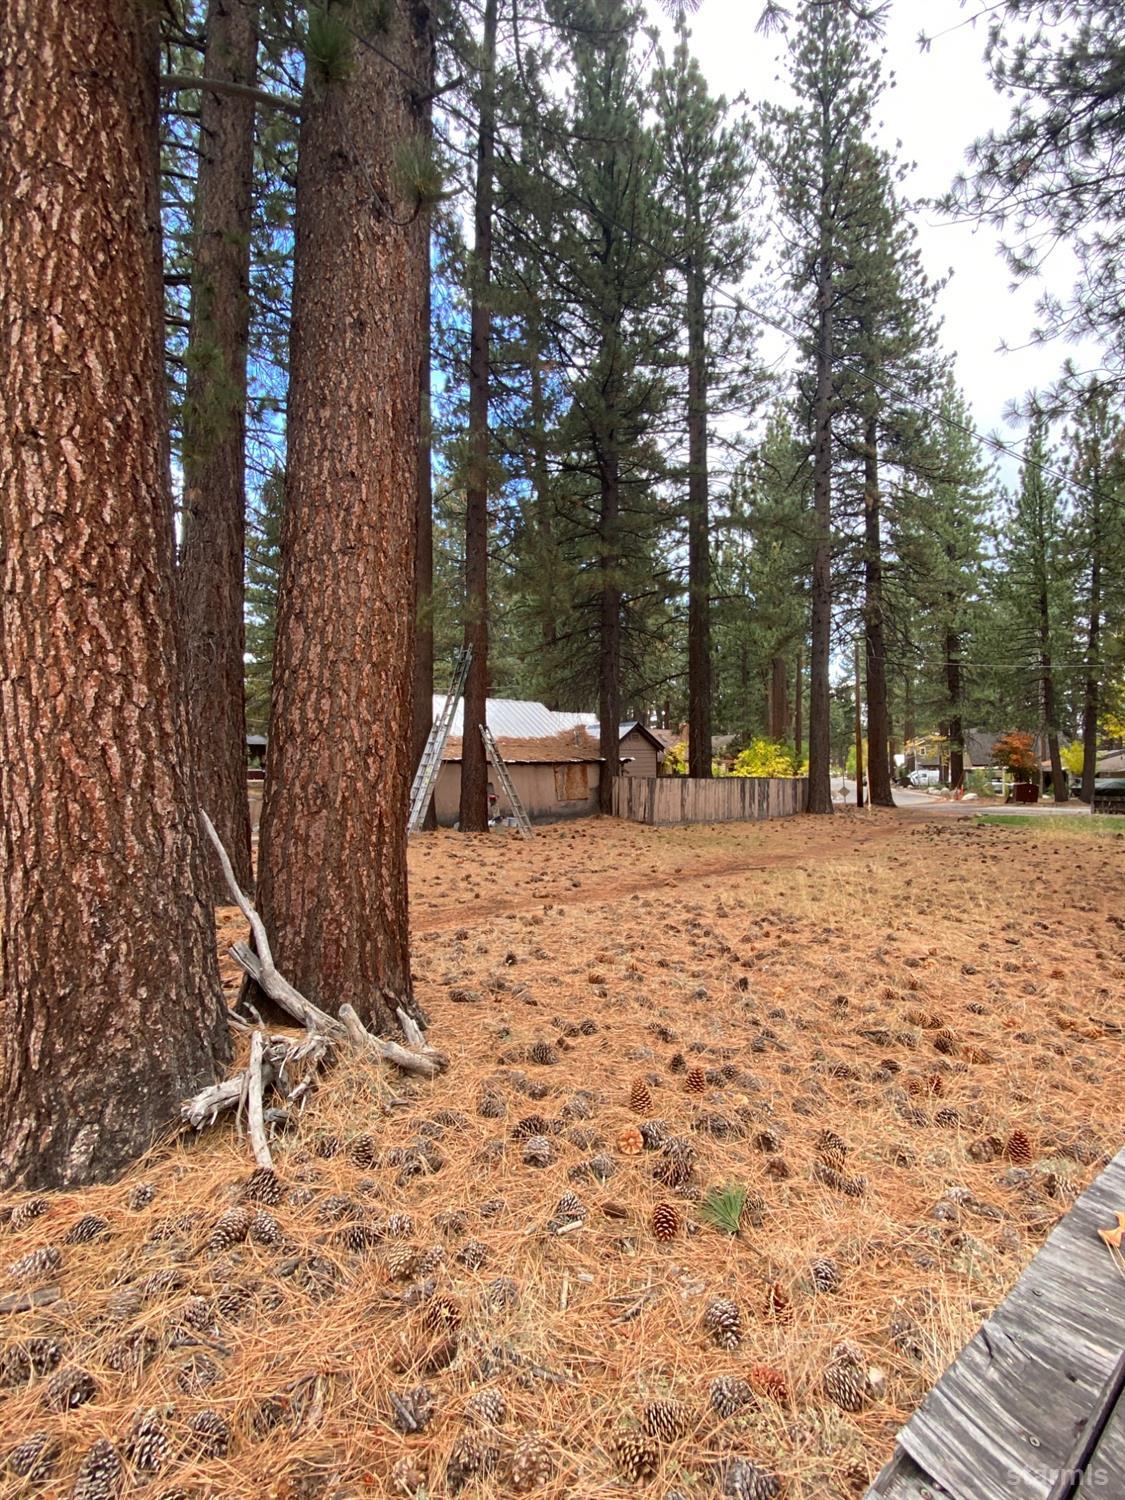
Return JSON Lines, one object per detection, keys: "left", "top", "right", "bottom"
{"left": 436, "top": 728, "right": 604, "bottom": 824}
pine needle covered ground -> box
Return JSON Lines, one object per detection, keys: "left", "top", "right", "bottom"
{"left": 1, "top": 811, "right": 1122, "bottom": 1498}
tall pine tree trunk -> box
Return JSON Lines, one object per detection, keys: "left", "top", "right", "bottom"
{"left": 768, "top": 656, "right": 789, "bottom": 741}
{"left": 1036, "top": 577, "right": 1068, "bottom": 803}
{"left": 598, "top": 445, "right": 623, "bottom": 811}
{"left": 412, "top": 257, "right": 436, "bottom": 830}
{"left": 1080, "top": 512, "right": 1102, "bottom": 803}
{"left": 0, "top": 0, "right": 228, "bottom": 1187}
{"left": 794, "top": 648, "right": 803, "bottom": 763}
{"left": 179, "top": 0, "right": 257, "bottom": 898}
{"left": 686, "top": 260, "right": 712, "bottom": 777}
{"left": 806, "top": 256, "right": 834, "bottom": 815}
{"left": 256, "top": 1, "right": 433, "bottom": 1031}
{"left": 862, "top": 412, "right": 893, "bottom": 805}
{"left": 460, "top": 0, "right": 498, "bottom": 833}
{"left": 945, "top": 626, "right": 965, "bottom": 790}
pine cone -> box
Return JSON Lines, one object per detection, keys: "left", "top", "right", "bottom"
{"left": 651, "top": 1203, "right": 681, "bottom": 1242}
{"left": 175, "top": 1352, "right": 220, "bottom": 1393}
{"left": 242, "top": 1166, "right": 283, "bottom": 1205}
{"left": 528, "top": 1041, "right": 558, "bottom": 1066}
{"left": 512, "top": 1114, "right": 552, "bottom": 1141}
{"left": 65, "top": 1214, "right": 109, "bottom": 1245}
{"left": 654, "top": 1136, "right": 696, "bottom": 1189}
{"left": 335, "top": 1220, "right": 381, "bottom": 1253}
{"left": 810, "top": 1256, "right": 840, "bottom": 1293}
{"left": 522, "top": 1135, "right": 552, "bottom": 1168}
{"left": 554, "top": 1190, "right": 587, "bottom": 1222}
{"left": 812, "top": 1161, "right": 866, "bottom": 1196}
{"left": 748, "top": 1364, "right": 789, "bottom": 1403}
{"left": 206, "top": 1206, "right": 252, "bottom": 1253}
{"left": 0, "top": 1336, "right": 61, "bottom": 1386}
{"left": 390, "top": 1384, "right": 434, "bottom": 1433}
{"left": 347, "top": 1133, "right": 379, "bottom": 1168}
{"left": 639, "top": 1119, "right": 667, "bottom": 1150}
{"left": 7, "top": 1431, "right": 61, "bottom": 1482}
{"left": 125, "top": 1408, "right": 171, "bottom": 1473}
{"left": 1005, "top": 1128, "right": 1033, "bottom": 1164}
{"left": 617, "top": 1125, "right": 644, "bottom": 1155}
{"left": 720, "top": 1457, "right": 782, "bottom": 1499}
{"left": 46, "top": 1364, "right": 97, "bottom": 1411}
{"left": 509, "top": 1433, "right": 553, "bottom": 1492}
{"left": 464, "top": 1388, "right": 507, "bottom": 1426}
{"left": 103, "top": 1330, "right": 158, "bottom": 1374}
{"left": 72, "top": 1438, "right": 122, "bottom": 1500}
{"left": 313, "top": 1133, "right": 341, "bottom": 1158}
{"left": 642, "top": 1399, "right": 693, "bottom": 1442}
{"left": 685, "top": 1067, "right": 707, "bottom": 1094}
{"left": 386, "top": 1245, "right": 422, "bottom": 1282}
{"left": 456, "top": 1238, "right": 488, "bottom": 1270}
{"left": 763, "top": 1280, "right": 792, "bottom": 1322}
{"left": 668, "top": 1052, "right": 686, "bottom": 1074}
{"left": 703, "top": 1296, "right": 742, "bottom": 1350}
{"left": 10, "top": 1198, "right": 49, "bottom": 1231}
{"left": 824, "top": 1344, "right": 868, "bottom": 1413}
{"left": 384, "top": 1212, "right": 415, "bottom": 1239}
{"left": 421, "top": 1292, "right": 462, "bottom": 1335}
{"left": 185, "top": 1408, "right": 231, "bottom": 1458}
{"left": 752, "top": 1128, "right": 781, "bottom": 1153}
{"left": 630, "top": 1078, "right": 653, "bottom": 1115}
{"left": 125, "top": 1182, "right": 156, "bottom": 1211}
{"left": 446, "top": 1432, "right": 498, "bottom": 1492}
{"left": 932, "top": 1028, "right": 959, "bottom": 1056}
{"left": 816, "top": 1128, "right": 848, "bottom": 1167}
{"left": 7, "top": 1245, "right": 60, "bottom": 1283}
{"left": 248, "top": 1210, "right": 283, "bottom": 1247}
{"left": 709, "top": 1375, "right": 754, "bottom": 1418}
{"left": 477, "top": 1091, "right": 505, "bottom": 1118}
{"left": 611, "top": 1433, "right": 659, "bottom": 1483}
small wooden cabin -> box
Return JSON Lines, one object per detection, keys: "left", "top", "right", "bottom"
{"left": 617, "top": 721, "right": 669, "bottom": 778}
{"left": 434, "top": 731, "right": 603, "bottom": 824}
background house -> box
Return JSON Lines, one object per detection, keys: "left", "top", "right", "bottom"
{"left": 434, "top": 729, "right": 603, "bottom": 824}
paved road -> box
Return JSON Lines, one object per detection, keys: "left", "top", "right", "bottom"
{"left": 834, "top": 778, "right": 1094, "bottom": 816}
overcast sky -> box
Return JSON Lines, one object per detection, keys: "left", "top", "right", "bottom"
{"left": 648, "top": 0, "right": 1101, "bottom": 484}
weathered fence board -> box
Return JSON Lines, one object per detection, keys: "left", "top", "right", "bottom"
{"left": 868, "top": 1146, "right": 1125, "bottom": 1500}
{"left": 612, "top": 776, "right": 806, "bottom": 826}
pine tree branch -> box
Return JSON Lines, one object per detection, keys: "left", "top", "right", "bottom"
{"left": 161, "top": 73, "right": 300, "bottom": 119}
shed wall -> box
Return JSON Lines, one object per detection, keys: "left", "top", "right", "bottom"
{"left": 433, "top": 762, "right": 601, "bottom": 825}
{"left": 619, "top": 728, "right": 660, "bottom": 778}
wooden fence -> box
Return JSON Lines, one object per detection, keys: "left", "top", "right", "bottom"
{"left": 612, "top": 775, "right": 806, "bottom": 826}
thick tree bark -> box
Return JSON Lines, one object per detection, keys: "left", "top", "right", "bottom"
{"left": 862, "top": 413, "right": 894, "bottom": 805}
{"left": 0, "top": 0, "right": 229, "bottom": 1188}
{"left": 686, "top": 260, "right": 712, "bottom": 777}
{"left": 412, "top": 253, "right": 436, "bottom": 831}
{"left": 460, "top": 0, "right": 498, "bottom": 833}
{"left": 598, "top": 447, "right": 623, "bottom": 812}
{"left": 256, "top": 0, "right": 433, "bottom": 1032}
{"left": 806, "top": 256, "right": 834, "bottom": 815}
{"left": 854, "top": 639, "right": 865, "bottom": 809}
{"left": 179, "top": 0, "right": 257, "bottom": 898}
{"left": 944, "top": 627, "right": 964, "bottom": 790}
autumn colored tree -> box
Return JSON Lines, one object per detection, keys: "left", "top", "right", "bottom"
{"left": 0, "top": 0, "right": 229, "bottom": 1187}
{"left": 992, "top": 731, "right": 1037, "bottom": 782}
{"left": 255, "top": 0, "right": 435, "bottom": 1032}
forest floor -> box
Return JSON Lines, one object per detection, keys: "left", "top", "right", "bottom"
{"left": 2, "top": 811, "right": 1123, "bottom": 1499}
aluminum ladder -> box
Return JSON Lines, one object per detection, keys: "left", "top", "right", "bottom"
{"left": 407, "top": 648, "right": 471, "bottom": 833}
{"left": 481, "top": 725, "right": 534, "bottom": 838}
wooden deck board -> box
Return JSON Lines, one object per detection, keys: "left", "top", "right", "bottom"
{"left": 867, "top": 1147, "right": 1125, "bottom": 1500}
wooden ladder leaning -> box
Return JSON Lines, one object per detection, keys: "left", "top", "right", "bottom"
{"left": 480, "top": 725, "right": 534, "bottom": 838}
{"left": 407, "top": 647, "right": 471, "bottom": 834}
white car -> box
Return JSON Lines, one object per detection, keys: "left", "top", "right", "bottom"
{"left": 908, "top": 769, "right": 940, "bottom": 787}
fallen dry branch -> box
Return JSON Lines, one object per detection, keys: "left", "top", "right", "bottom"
{"left": 246, "top": 1029, "right": 273, "bottom": 1169}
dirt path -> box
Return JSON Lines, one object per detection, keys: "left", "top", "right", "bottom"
{"left": 409, "top": 813, "right": 915, "bottom": 932}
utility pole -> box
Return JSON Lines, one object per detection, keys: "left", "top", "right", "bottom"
{"left": 854, "top": 639, "right": 865, "bottom": 810}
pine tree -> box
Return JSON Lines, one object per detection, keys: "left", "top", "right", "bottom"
{"left": 1065, "top": 382, "right": 1125, "bottom": 798}
{"left": 652, "top": 19, "right": 756, "bottom": 776}
{"left": 759, "top": 0, "right": 888, "bottom": 813}
{"left": 178, "top": 0, "right": 259, "bottom": 897}
{"left": 244, "top": 467, "right": 283, "bottom": 737}
{"left": 997, "top": 416, "right": 1075, "bottom": 800}
{"left": 256, "top": 0, "right": 436, "bottom": 1030}
{"left": 0, "top": 0, "right": 229, "bottom": 1187}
